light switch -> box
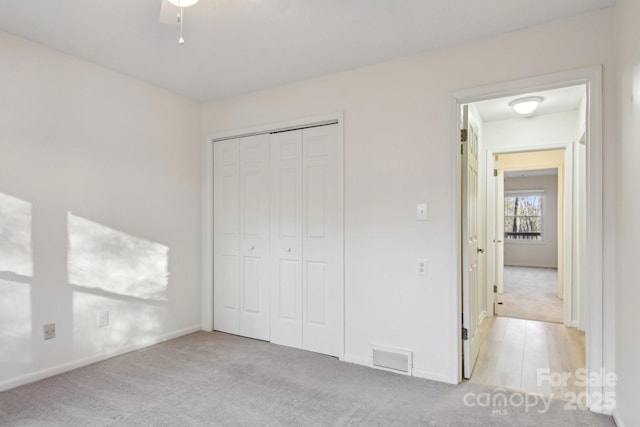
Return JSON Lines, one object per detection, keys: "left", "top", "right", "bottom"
{"left": 416, "top": 203, "right": 428, "bottom": 221}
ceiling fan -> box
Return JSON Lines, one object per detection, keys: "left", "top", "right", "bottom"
{"left": 159, "top": 0, "right": 200, "bottom": 44}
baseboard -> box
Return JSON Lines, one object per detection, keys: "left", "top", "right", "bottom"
{"left": 0, "top": 324, "right": 201, "bottom": 392}
{"left": 412, "top": 367, "right": 457, "bottom": 384}
{"left": 341, "top": 353, "right": 370, "bottom": 366}
{"left": 342, "top": 354, "right": 455, "bottom": 384}
{"left": 613, "top": 409, "right": 626, "bottom": 427}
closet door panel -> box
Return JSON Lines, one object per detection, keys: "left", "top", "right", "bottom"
{"left": 270, "top": 130, "right": 303, "bottom": 349}
{"left": 239, "top": 135, "right": 270, "bottom": 340}
{"left": 214, "top": 140, "right": 241, "bottom": 334}
{"left": 302, "top": 125, "right": 341, "bottom": 357}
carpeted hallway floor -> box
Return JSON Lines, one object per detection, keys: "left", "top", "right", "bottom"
{"left": 496, "top": 266, "right": 563, "bottom": 323}
{"left": 0, "top": 331, "right": 614, "bottom": 426}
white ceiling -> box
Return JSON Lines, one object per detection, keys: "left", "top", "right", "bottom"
{"left": 0, "top": 0, "right": 615, "bottom": 101}
{"left": 473, "top": 85, "right": 587, "bottom": 122}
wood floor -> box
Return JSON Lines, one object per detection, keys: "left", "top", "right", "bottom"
{"left": 469, "top": 316, "right": 585, "bottom": 399}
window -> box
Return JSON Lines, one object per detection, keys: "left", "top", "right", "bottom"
{"left": 504, "top": 191, "right": 543, "bottom": 241}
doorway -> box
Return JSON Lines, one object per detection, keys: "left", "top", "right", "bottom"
{"left": 455, "top": 68, "right": 604, "bottom": 409}
{"left": 495, "top": 154, "right": 564, "bottom": 325}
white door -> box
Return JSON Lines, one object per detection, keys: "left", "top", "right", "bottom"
{"left": 213, "top": 139, "right": 241, "bottom": 334}
{"left": 214, "top": 135, "right": 270, "bottom": 340}
{"left": 270, "top": 125, "right": 342, "bottom": 356}
{"left": 495, "top": 169, "right": 505, "bottom": 295}
{"left": 239, "top": 135, "right": 270, "bottom": 340}
{"left": 215, "top": 124, "right": 342, "bottom": 357}
{"left": 301, "top": 125, "right": 341, "bottom": 357}
{"left": 462, "top": 106, "right": 482, "bottom": 378}
{"left": 270, "top": 130, "right": 304, "bottom": 349}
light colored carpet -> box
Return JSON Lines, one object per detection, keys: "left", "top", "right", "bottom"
{"left": 0, "top": 332, "right": 613, "bottom": 426}
{"left": 496, "top": 266, "right": 563, "bottom": 323}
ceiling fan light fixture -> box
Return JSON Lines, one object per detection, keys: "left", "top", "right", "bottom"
{"left": 168, "top": 0, "right": 199, "bottom": 7}
{"left": 509, "top": 96, "right": 544, "bottom": 116}
{"left": 165, "top": 0, "right": 199, "bottom": 45}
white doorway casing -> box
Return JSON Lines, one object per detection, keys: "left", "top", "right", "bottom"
{"left": 490, "top": 148, "right": 573, "bottom": 327}
{"left": 453, "top": 66, "right": 608, "bottom": 413}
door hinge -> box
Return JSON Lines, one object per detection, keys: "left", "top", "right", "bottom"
{"left": 493, "top": 285, "right": 498, "bottom": 293}
{"left": 461, "top": 144, "right": 464, "bottom": 155}
{"left": 493, "top": 168, "right": 498, "bottom": 177}
{"left": 460, "top": 129, "right": 468, "bottom": 143}
{"left": 462, "top": 327, "right": 469, "bottom": 341}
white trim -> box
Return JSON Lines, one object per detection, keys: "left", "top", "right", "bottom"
{"left": 490, "top": 145, "right": 571, "bottom": 324}
{"left": 503, "top": 189, "right": 546, "bottom": 243}
{"left": 201, "top": 112, "right": 346, "bottom": 360}
{"left": 342, "top": 354, "right": 370, "bottom": 366}
{"left": 489, "top": 146, "right": 568, "bottom": 296}
{"left": 613, "top": 409, "right": 627, "bottom": 427}
{"left": 562, "top": 144, "right": 574, "bottom": 327}
{"left": 201, "top": 135, "right": 214, "bottom": 332}
{"left": 208, "top": 114, "right": 341, "bottom": 142}
{"left": 343, "top": 354, "right": 455, "bottom": 384}
{"left": 413, "top": 368, "right": 458, "bottom": 384}
{"left": 452, "top": 66, "right": 604, "bottom": 413}
{"left": 451, "top": 94, "right": 463, "bottom": 384}
{"left": 0, "top": 325, "right": 201, "bottom": 392}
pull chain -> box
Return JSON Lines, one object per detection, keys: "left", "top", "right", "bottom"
{"left": 178, "top": 7, "right": 185, "bottom": 45}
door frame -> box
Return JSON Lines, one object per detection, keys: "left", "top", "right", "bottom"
{"left": 201, "top": 112, "right": 345, "bottom": 359}
{"left": 452, "top": 66, "right": 607, "bottom": 413}
{"left": 487, "top": 145, "right": 574, "bottom": 327}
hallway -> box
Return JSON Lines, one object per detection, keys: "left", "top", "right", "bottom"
{"left": 469, "top": 316, "right": 585, "bottom": 399}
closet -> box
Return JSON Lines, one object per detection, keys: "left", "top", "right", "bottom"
{"left": 213, "top": 123, "right": 342, "bottom": 357}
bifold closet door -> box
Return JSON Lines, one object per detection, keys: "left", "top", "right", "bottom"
{"left": 214, "top": 134, "right": 270, "bottom": 341}
{"left": 213, "top": 139, "right": 240, "bottom": 335}
{"left": 269, "top": 130, "right": 304, "bottom": 349}
{"left": 301, "top": 124, "right": 341, "bottom": 357}
{"left": 270, "top": 125, "right": 341, "bottom": 357}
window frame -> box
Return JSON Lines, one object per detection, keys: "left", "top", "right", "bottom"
{"left": 503, "top": 189, "right": 545, "bottom": 244}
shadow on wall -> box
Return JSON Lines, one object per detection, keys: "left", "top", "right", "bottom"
{"left": 0, "top": 192, "right": 171, "bottom": 370}
{"left": 0, "top": 193, "right": 33, "bottom": 364}
{"left": 68, "top": 213, "right": 170, "bottom": 354}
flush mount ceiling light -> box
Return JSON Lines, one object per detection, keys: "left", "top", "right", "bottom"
{"left": 166, "top": 0, "right": 200, "bottom": 45}
{"left": 509, "top": 96, "right": 544, "bottom": 116}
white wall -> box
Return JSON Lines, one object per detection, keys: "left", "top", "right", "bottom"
{"left": 483, "top": 110, "right": 580, "bottom": 152}
{"left": 0, "top": 32, "right": 203, "bottom": 390}
{"left": 202, "top": 9, "right": 616, "bottom": 384}
{"left": 614, "top": 1, "right": 640, "bottom": 426}
{"left": 503, "top": 174, "right": 558, "bottom": 268}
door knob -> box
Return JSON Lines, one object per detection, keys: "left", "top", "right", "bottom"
{"left": 250, "top": 245, "right": 255, "bottom": 251}
{"left": 477, "top": 248, "right": 485, "bottom": 254}
{"left": 287, "top": 248, "right": 292, "bottom": 253}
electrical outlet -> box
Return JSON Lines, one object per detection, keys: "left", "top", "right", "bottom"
{"left": 416, "top": 259, "right": 427, "bottom": 276}
{"left": 43, "top": 323, "right": 55, "bottom": 340}
{"left": 98, "top": 311, "right": 109, "bottom": 328}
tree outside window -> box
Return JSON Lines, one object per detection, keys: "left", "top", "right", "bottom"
{"left": 504, "top": 191, "right": 543, "bottom": 240}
